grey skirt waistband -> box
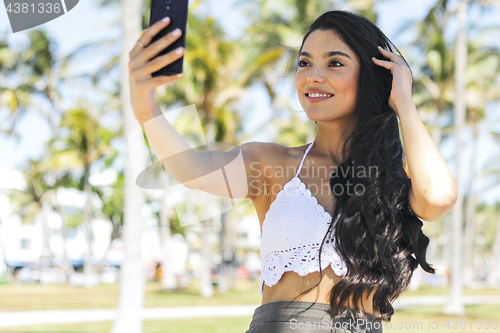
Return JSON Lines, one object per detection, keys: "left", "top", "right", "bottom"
{"left": 245, "top": 301, "right": 383, "bottom": 333}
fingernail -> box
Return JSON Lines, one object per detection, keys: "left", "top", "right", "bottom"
{"left": 177, "top": 73, "right": 184, "bottom": 77}
{"left": 171, "top": 28, "right": 181, "bottom": 36}
{"left": 175, "top": 47, "right": 183, "bottom": 54}
{"left": 161, "top": 16, "right": 170, "bottom": 22}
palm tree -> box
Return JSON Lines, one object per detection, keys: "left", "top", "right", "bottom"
{"left": 159, "top": 189, "right": 177, "bottom": 290}
{"left": 6, "top": 159, "right": 57, "bottom": 268}
{"left": 0, "top": 29, "right": 79, "bottom": 277}
{"left": 1, "top": 29, "right": 72, "bottom": 134}
{"left": 442, "top": 0, "right": 500, "bottom": 315}
{"left": 93, "top": 170, "right": 124, "bottom": 275}
{"left": 462, "top": 42, "right": 500, "bottom": 283}
{"left": 110, "top": 0, "right": 146, "bottom": 331}
{"left": 486, "top": 208, "right": 500, "bottom": 287}
{"left": 0, "top": 37, "right": 25, "bottom": 139}
{"left": 484, "top": 129, "right": 500, "bottom": 286}
{"left": 54, "top": 1, "right": 149, "bottom": 307}
{"left": 48, "top": 103, "right": 117, "bottom": 285}
{"left": 50, "top": 192, "right": 77, "bottom": 277}
{"left": 408, "top": 0, "right": 500, "bottom": 276}
{"left": 442, "top": 0, "right": 467, "bottom": 316}
{"left": 410, "top": 0, "right": 456, "bottom": 148}
{"left": 6, "top": 154, "right": 78, "bottom": 278}
{"left": 462, "top": 107, "right": 482, "bottom": 285}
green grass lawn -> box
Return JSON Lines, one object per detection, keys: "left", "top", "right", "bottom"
{"left": 1, "top": 306, "right": 500, "bottom": 333}
{"left": 0, "top": 277, "right": 262, "bottom": 311}
{"left": 0, "top": 317, "right": 254, "bottom": 333}
{"left": 0, "top": 278, "right": 499, "bottom": 332}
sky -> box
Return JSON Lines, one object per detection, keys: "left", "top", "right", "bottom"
{"left": 1, "top": 0, "right": 499, "bottom": 203}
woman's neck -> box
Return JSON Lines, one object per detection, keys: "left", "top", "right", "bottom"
{"left": 312, "top": 117, "right": 355, "bottom": 162}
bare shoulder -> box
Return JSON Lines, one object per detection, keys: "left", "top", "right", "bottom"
{"left": 240, "top": 141, "right": 289, "bottom": 178}
{"left": 241, "top": 141, "right": 290, "bottom": 160}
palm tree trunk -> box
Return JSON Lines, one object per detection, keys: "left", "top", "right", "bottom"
{"left": 227, "top": 211, "right": 237, "bottom": 290}
{"left": 218, "top": 199, "right": 230, "bottom": 293}
{"left": 486, "top": 212, "right": 500, "bottom": 287}
{"left": 199, "top": 120, "right": 215, "bottom": 298}
{"left": 39, "top": 209, "right": 52, "bottom": 265}
{"left": 54, "top": 202, "right": 75, "bottom": 276}
{"left": 0, "top": 232, "right": 6, "bottom": 278}
{"left": 84, "top": 176, "right": 95, "bottom": 286}
{"left": 463, "top": 125, "right": 478, "bottom": 285}
{"left": 443, "top": 0, "right": 466, "bottom": 316}
{"left": 96, "top": 239, "right": 112, "bottom": 275}
{"left": 160, "top": 190, "right": 177, "bottom": 290}
{"left": 200, "top": 217, "right": 214, "bottom": 297}
{"left": 111, "top": 0, "right": 145, "bottom": 331}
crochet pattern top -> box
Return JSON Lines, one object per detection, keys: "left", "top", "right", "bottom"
{"left": 259, "top": 139, "right": 348, "bottom": 295}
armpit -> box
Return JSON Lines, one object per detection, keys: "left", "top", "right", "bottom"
{"left": 403, "top": 157, "right": 410, "bottom": 179}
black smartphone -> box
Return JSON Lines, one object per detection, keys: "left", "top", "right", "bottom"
{"left": 149, "top": 0, "right": 189, "bottom": 77}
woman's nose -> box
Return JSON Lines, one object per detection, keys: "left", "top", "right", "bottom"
{"left": 307, "top": 66, "right": 325, "bottom": 84}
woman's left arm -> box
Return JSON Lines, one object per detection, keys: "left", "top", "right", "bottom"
{"left": 372, "top": 46, "right": 457, "bottom": 222}
{"left": 395, "top": 98, "right": 457, "bottom": 221}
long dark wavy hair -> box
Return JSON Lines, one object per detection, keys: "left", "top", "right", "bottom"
{"left": 287, "top": 10, "right": 435, "bottom": 322}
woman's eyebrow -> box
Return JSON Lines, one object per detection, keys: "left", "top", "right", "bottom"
{"left": 299, "top": 51, "right": 351, "bottom": 59}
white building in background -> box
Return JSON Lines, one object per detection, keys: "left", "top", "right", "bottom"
{"left": 238, "top": 215, "right": 261, "bottom": 249}
{"left": 0, "top": 183, "right": 105, "bottom": 267}
{"left": 0, "top": 167, "right": 26, "bottom": 275}
{"left": 0, "top": 167, "right": 171, "bottom": 279}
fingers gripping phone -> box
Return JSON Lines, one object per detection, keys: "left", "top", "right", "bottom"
{"left": 149, "top": 0, "right": 189, "bottom": 77}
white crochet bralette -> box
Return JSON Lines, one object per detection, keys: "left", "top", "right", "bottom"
{"left": 259, "top": 139, "right": 348, "bottom": 295}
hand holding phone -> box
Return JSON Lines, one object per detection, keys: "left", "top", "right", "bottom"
{"left": 149, "top": 0, "right": 189, "bottom": 77}
{"left": 128, "top": 17, "right": 185, "bottom": 124}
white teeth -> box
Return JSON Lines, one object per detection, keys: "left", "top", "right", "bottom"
{"left": 308, "top": 93, "right": 332, "bottom": 98}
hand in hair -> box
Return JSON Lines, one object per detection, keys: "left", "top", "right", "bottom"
{"left": 371, "top": 46, "right": 413, "bottom": 114}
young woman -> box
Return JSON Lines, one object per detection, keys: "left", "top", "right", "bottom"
{"left": 129, "top": 10, "right": 457, "bottom": 333}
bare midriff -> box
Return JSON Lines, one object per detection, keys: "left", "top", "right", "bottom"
{"left": 261, "top": 265, "right": 381, "bottom": 317}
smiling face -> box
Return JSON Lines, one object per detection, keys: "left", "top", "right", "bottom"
{"left": 295, "top": 29, "right": 360, "bottom": 124}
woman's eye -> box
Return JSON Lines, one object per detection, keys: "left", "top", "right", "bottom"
{"left": 297, "top": 60, "right": 309, "bottom": 67}
{"left": 330, "top": 60, "right": 343, "bottom": 67}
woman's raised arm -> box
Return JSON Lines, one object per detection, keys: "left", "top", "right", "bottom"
{"left": 128, "top": 18, "right": 266, "bottom": 201}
